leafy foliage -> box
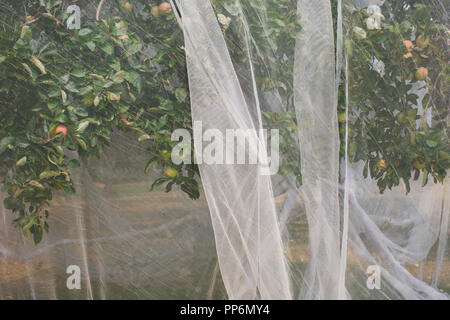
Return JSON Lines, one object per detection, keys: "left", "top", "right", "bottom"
{"left": 0, "top": 0, "right": 196, "bottom": 243}
{"left": 343, "top": 1, "right": 449, "bottom": 193}
{"left": 0, "top": 0, "right": 301, "bottom": 243}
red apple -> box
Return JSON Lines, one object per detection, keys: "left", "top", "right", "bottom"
{"left": 121, "top": 1, "right": 132, "bottom": 14}
{"left": 403, "top": 52, "right": 412, "bottom": 59}
{"left": 403, "top": 40, "right": 414, "bottom": 52}
{"left": 159, "top": 2, "right": 172, "bottom": 14}
{"left": 415, "top": 67, "right": 428, "bottom": 81}
{"left": 55, "top": 124, "right": 67, "bottom": 137}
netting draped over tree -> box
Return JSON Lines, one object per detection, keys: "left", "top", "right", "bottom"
{"left": 0, "top": 0, "right": 448, "bottom": 299}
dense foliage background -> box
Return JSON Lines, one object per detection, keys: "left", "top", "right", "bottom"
{"left": 343, "top": 1, "right": 449, "bottom": 193}
{"left": 0, "top": 0, "right": 448, "bottom": 244}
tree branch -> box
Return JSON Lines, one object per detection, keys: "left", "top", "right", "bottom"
{"left": 96, "top": 0, "right": 106, "bottom": 21}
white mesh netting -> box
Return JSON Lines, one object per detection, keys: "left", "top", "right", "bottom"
{"left": 0, "top": 0, "right": 448, "bottom": 299}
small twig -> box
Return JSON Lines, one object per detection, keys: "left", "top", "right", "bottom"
{"left": 21, "top": 17, "right": 39, "bottom": 26}
{"left": 96, "top": 0, "right": 106, "bottom": 21}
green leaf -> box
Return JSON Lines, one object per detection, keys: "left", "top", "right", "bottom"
{"left": 23, "top": 217, "right": 34, "bottom": 232}
{"left": 426, "top": 140, "right": 437, "bottom": 148}
{"left": 30, "top": 56, "right": 46, "bottom": 75}
{"left": 39, "top": 170, "right": 60, "bottom": 179}
{"left": 101, "top": 44, "right": 114, "bottom": 55}
{"left": 125, "top": 71, "right": 141, "bottom": 92}
{"left": 65, "top": 82, "right": 79, "bottom": 93}
{"left": 78, "top": 28, "right": 92, "bottom": 36}
{"left": 422, "top": 171, "right": 429, "bottom": 187}
{"left": 89, "top": 74, "right": 104, "bottom": 81}
{"left": 16, "top": 156, "right": 27, "bottom": 167}
{"left": 61, "top": 90, "right": 67, "bottom": 104}
{"left": 79, "top": 86, "right": 93, "bottom": 95}
{"left": 28, "top": 180, "right": 45, "bottom": 190}
{"left": 110, "top": 60, "right": 121, "bottom": 71}
{"left": 175, "top": 88, "right": 188, "bottom": 103}
{"left": 76, "top": 120, "right": 89, "bottom": 133}
{"left": 20, "top": 25, "right": 32, "bottom": 41}
{"left": 86, "top": 41, "right": 96, "bottom": 51}
{"left": 144, "top": 157, "right": 157, "bottom": 174}
{"left": 21, "top": 63, "right": 33, "bottom": 77}
{"left": 75, "top": 137, "right": 88, "bottom": 150}
{"left": 126, "top": 43, "right": 143, "bottom": 56}
{"left": 153, "top": 50, "right": 166, "bottom": 63}
{"left": 165, "top": 181, "right": 175, "bottom": 193}
{"left": 112, "top": 70, "right": 127, "bottom": 84}
{"left": 73, "top": 107, "right": 88, "bottom": 117}
{"left": 107, "top": 92, "right": 120, "bottom": 101}
{"left": 272, "top": 19, "right": 285, "bottom": 27}
{"left": 71, "top": 69, "right": 86, "bottom": 78}
{"left": 138, "top": 134, "right": 151, "bottom": 142}
{"left": 0, "top": 137, "right": 14, "bottom": 154}
{"left": 180, "top": 178, "right": 200, "bottom": 200}
{"left": 54, "top": 114, "right": 68, "bottom": 123}
{"left": 150, "top": 177, "right": 169, "bottom": 191}
{"left": 42, "top": 12, "right": 54, "bottom": 20}
{"left": 363, "top": 161, "right": 369, "bottom": 178}
{"left": 33, "top": 230, "right": 43, "bottom": 245}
